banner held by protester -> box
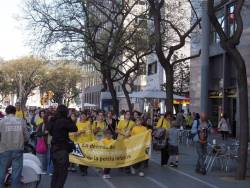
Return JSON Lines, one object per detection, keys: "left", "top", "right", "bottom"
{"left": 69, "top": 130, "right": 151, "bottom": 168}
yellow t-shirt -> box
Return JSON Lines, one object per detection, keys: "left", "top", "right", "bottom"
{"left": 131, "top": 125, "right": 147, "bottom": 136}
{"left": 186, "top": 115, "right": 193, "bottom": 126}
{"left": 93, "top": 121, "right": 106, "bottom": 130}
{"left": 156, "top": 117, "right": 170, "bottom": 129}
{"left": 102, "top": 138, "right": 114, "bottom": 145}
{"left": 93, "top": 121, "right": 106, "bottom": 139}
{"left": 16, "top": 110, "right": 25, "bottom": 119}
{"left": 117, "top": 120, "right": 135, "bottom": 138}
{"left": 75, "top": 121, "right": 94, "bottom": 143}
{"left": 35, "top": 117, "right": 44, "bottom": 127}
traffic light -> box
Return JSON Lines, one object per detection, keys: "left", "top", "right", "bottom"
{"left": 47, "top": 90, "right": 54, "bottom": 100}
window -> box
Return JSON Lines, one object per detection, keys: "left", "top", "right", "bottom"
{"left": 136, "top": 0, "right": 146, "bottom": 5}
{"left": 148, "top": 61, "right": 157, "bottom": 75}
{"left": 228, "top": 3, "right": 236, "bottom": 37}
{"left": 210, "top": 9, "right": 225, "bottom": 44}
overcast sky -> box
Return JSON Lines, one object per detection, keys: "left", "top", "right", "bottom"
{"left": 0, "top": 0, "right": 30, "bottom": 60}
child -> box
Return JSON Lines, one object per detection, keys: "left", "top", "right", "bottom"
{"left": 102, "top": 129, "right": 114, "bottom": 179}
{"left": 168, "top": 120, "right": 179, "bottom": 167}
{"left": 130, "top": 117, "right": 148, "bottom": 177}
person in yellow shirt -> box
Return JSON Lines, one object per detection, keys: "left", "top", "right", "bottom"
{"left": 74, "top": 112, "right": 93, "bottom": 143}
{"left": 35, "top": 110, "right": 46, "bottom": 127}
{"left": 71, "top": 111, "right": 93, "bottom": 176}
{"left": 130, "top": 117, "right": 147, "bottom": 177}
{"left": 15, "top": 102, "right": 25, "bottom": 119}
{"left": 155, "top": 112, "right": 172, "bottom": 167}
{"left": 185, "top": 112, "right": 193, "bottom": 129}
{"left": 93, "top": 111, "right": 106, "bottom": 140}
{"left": 131, "top": 118, "right": 147, "bottom": 136}
{"left": 101, "top": 129, "right": 114, "bottom": 179}
{"left": 156, "top": 113, "right": 171, "bottom": 129}
{"left": 116, "top": 111, "right": 135, "bottom": 140}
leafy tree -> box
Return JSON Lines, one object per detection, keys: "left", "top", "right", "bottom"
{"left": 40, "top": 63, "right": 82, "bottom": 106}
{"left": 0, "top": 70, "right": 14, "bottom": 103}
{"left": 1, "top": 56, "right": 47, "bottom": 107}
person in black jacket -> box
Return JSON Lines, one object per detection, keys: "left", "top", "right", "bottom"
{"left": 48, "top": 105, "right": 78, "bottom": 188}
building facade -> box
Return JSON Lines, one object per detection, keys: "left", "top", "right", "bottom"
{"left": 190, "top": 0, "right": 250, "bottom": 137}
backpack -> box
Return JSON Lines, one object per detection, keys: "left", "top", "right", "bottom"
{"left": 198, "top": 127, "right": 208, "bottom": 144}
{"left": 189, "top": 119, "right": 199, "bottom": 139}
{"left": 152, "top": 118, "right": 167, "bottom": 150}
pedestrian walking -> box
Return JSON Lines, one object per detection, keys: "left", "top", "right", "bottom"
{"left": 130, "top": 117, "right": 148, "bottom": 177}
{"left": 93, "top": 111, "right": 106, "bottom": 141}
{"left": 155, "top": 112, "right": 171, "bottom": 167}
{"left": 0, "top": 105, "right": 29, "bottom": 188}
{"left": 105, "top": 111, "right": 118, "bottom": 139}
{"left": 191, "top": 113, "right": 209, "bottom": 175}
{"left": 102, "top": 129, "right": 114, "bottom": 179}
{"left": 116, "top": 111, "right": 135, "bottom": 140}
{"left": 218, "top": 113, "right": 230, "bottom": 140}
{"left": 48, "top": 105, "right": 78, "bottom": 188}
{"left": 73, "top": 111, "right": 93, "bottom": 176}
{"left": 36, "top": 113, "right": 49, "bottom": 174}
{"left": 168, "top": 121, "right": 179, "bottom": 167}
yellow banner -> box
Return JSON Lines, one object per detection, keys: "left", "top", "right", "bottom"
{"left": 69, "top": 131, "right": 151, "bottom": 168}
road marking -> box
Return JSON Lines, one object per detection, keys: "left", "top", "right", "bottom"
{"left": 102, "top": 178, "right": 117, "bottom": 188}
{"left": 150, "top": 159, "right": 220, "bottom": 188}
{"left": 146, "top": 176, "right": 169, "bottom": 188}
{"left": 91, "top": 168, "right": 117, "bottom": 188}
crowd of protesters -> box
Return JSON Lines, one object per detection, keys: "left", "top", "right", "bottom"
{"left": 0, "top": 102, "right": 232, "bottom": 188}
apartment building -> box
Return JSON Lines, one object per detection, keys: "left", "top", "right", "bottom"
{"left": 190, "top": 0, "right": 250, "bottom": 137}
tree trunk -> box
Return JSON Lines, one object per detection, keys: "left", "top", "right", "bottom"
{"left": 164, "top": 65, "right": 174, "bottom": 114}
{"left": 21, "top": 96, "right": 28, "bottom": 110}
{"left": 106, "top": 76, "right": 119, "bottom": 116}
{"left": 237, "top": 64, "right": 249, "bottom": 179}
{"left": 122, "top": 82, "right": 133, "bottom": 114}
{"left": 222, "top": 44, "right": 249, "bottom": 179}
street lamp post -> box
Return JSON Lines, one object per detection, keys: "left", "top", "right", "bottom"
{"left": 17, "top": 71, "right": 23, "bottom": 105}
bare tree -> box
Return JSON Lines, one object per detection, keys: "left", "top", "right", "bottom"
{"left": 147, "top": 0, "right": 201, "bottom": 113}
{"left": 24, "top": 0, "right": 150, "bottom": 114}
{"left": 208, "top": 0, "right": 249, "bottom": 180}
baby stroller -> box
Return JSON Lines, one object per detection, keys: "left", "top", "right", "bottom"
{"left": 4, "top": 153, "right": 42, "bottom": 188}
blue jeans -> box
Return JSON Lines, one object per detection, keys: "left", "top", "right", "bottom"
{"left": 47, "top": 146, "right": 54, "bottom": 174}
{"left": 0, "top": 150, "right": 23, "bottom": 188}
{"left": 37, "top": 153, "right": 47, "bottom": 172}
{"left": 195, "top": 142, "right": 207, "bottom": 171}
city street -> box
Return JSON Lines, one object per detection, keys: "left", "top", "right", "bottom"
{"left": 39, "top": 143, "right": 250, "bottom": 188}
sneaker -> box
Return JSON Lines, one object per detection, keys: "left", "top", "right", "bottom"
{"left": 41, "top": 171, "right": 47, "bottom": 175}
{"left": 200, "top": 169, "right": 206, "bottom": 175}
{"left": 71, "top": 167, "right": 77, "bottom": 172}
{"left": 81, "top": 171, "right": 88, "bottom": 176}
{"left": 174, "top": 162, "right": 178, "bottom": 168}
{"left": 103, "top": 174, "right": 111, "bottom": 179}
{"left": 138, "top": 172, "right": 144, "bottom": 177}
{"left": 130, "top": 167, "right": 136, "bottom": 175}
{"left": 169, "top": 162, "right": 175, "bottom": 167}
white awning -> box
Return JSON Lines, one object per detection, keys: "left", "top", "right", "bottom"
{"left": 83, "top": 103, "right": 97, "bottom": 107}
{"left": 129, "top": 90, "right": 188, "bottom": 100}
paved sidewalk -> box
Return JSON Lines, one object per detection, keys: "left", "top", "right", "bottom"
{"left": 150, "top": 133, "right": 250, "bottom": 188}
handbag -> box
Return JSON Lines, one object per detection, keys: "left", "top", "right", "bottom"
{"left": 36, "top": 137, "right": 48, "bottom": 154}
{"left": 67, "top": 138, "right": 76, "bottom": 153}
{"left": 152, "top": 118, "right": 167, "bottom": 150}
